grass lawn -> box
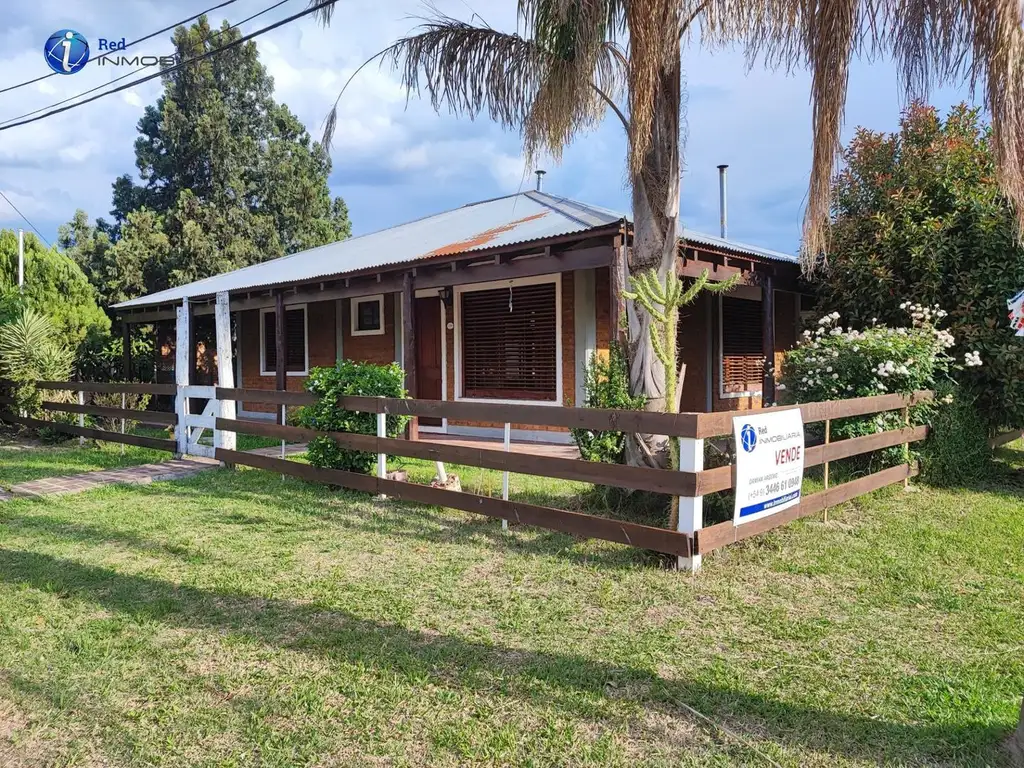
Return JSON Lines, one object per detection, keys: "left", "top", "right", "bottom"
{"left": 0, "top": 427, "right": 170, "bottom": 490}
{"left": 0, "top": 441, "right": 1021, "bottom": 766}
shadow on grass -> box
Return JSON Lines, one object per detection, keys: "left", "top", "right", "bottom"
{"left": 0, "top": 546, "right": 1007, "bottom": 766}
{"left": 1, "top": 512, "right": 212, "bottom": 564}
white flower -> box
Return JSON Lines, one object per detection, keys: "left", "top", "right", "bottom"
{"left": 826, "top": 366, "right": 833, "bottom": 373}
{"left": 831, "top": 311, "right": 841, "bottom": 320}
{"left": 832, "top": 372, "right": 839, "bottom": 380}
{"left": 777, "top": 383, "right": 787, "bottom": 391}
{"left": 964, "top": 351, "right": 983, "bottom": 367}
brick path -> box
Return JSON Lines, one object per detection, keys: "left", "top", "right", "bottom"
{"left": 5, "top": 458, "right": 217, "bottom": 500}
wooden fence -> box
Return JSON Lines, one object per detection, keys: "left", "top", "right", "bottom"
{"left": 0, "top": 379, "right": 177, "bottom": 453}
{"left": 0, "top": 378, "right": 933, "bottom": 571}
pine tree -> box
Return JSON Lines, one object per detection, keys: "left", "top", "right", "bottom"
{"left": 68, "top": 15, "right": 351, "bottom": 304}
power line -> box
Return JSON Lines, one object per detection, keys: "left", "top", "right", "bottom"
{"left": 0, "top": 0, "right": 336, "bottom": 135}
{"left": 0, "top": 0, "right": 296, "bottom": 128}
{"left": 0, "top": 0, "right": 242, "bottom": 97}
{"left": 0, "top": 189, "right": 51, "bottom": 248}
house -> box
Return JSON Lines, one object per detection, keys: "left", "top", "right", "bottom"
{"left": 114, "top": 189, "right": 805, "bottom": 444}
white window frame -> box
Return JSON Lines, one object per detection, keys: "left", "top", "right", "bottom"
{"left": 259, "top": 303, "right": 309, "bottom": 377}
{"left": 454, "top": 273, "right": 562, "bottom": 406}
{"left": 717, "top": 289, "right": 766, "bottom": 399}
{"left": 350, "top": 293, "right": 386, "bottom": 336}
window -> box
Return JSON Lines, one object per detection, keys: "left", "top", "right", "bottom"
{"left": 260, "top": 306, "right": 308, "bottom": 375}
{"left": 460, "top": 279, "right": 559, "bottom": 401}
{"left": 351, "top": 294, "right": 385, "bottom": 336}
{"left": 720, "top": 296, "right": 764, "bottom": 395}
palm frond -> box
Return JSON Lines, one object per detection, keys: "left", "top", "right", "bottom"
{"left": 697, "top": 0, "right": 1024, "bottom": 271}
{"left": 321, "top": 12, "right": 627, "bottom": 162}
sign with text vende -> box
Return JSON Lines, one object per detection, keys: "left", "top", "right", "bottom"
{"left": 733, "top": 409, "right": 805, "bottom": 525}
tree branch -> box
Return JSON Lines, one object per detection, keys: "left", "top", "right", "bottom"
{"left": 591, "top": 83, "right": 629, "bottom": 133}
{"left": 679, "top": 0, "right": 711, "bottom": 39}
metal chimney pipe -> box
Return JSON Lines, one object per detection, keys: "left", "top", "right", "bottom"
{"left": 717, "top": 164, "right": 728, "bottom": 239}
{"left": 17, "top": 229, "right": 24, "bottom": 292}
{"left": 535, "top": 169, "right": 546, "bottom": 192}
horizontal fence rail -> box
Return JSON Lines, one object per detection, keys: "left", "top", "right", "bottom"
{"left": 217, "top": 446, "right": 693, "bottom": 558}
{"left": 40, "top": 401, "right": 178, "bottom": 427}
{"left": 219, "top": 417, "right": 700, "bottom": 497}
{"left": 0, "top": 379, "right": 178, "bottom": 454}
{"left": 34, "top": 381, "right": 177, "bottom": 396}
{"left": 694, "top": 462, "right": 919, "bottom": 554}
{"left": 0, "top": 412, "right": 176, "bottom": 452}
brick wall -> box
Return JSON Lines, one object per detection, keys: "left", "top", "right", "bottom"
{"left": 678, "top": 292, "right": 711, "bottom": 413}
{"left": 340, "top": 294, "right": 396, "bottom": 365}
{"left": 238, "top": 300, "right": 337, "bottom": 414}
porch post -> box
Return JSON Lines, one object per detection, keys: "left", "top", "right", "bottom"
{"left": 214, "top": 291, "right": 236, "bottom": 453}
{"left": 761, "top": 273, "right": 776, "bottom": 405}
{"left": 121, "top": 321, "right": 132, "bottom": 381}
{"left": 175, "top": 298, "right": 191, "bottom": 457}
{"left": 275, "top": 291, "right": 286, "bottom": 424}
{"left": 610, "top": 241, "right": 628, "bottom": 348}
{"left": 677, "top": 436, "right": 704, "bottom": 572}
{"left": 402, "top": 272, "right": 418, "bottom": 441}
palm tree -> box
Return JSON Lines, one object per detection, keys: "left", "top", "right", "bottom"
{"left": 311, "top": 0, "right": 1024, "bottom": 467}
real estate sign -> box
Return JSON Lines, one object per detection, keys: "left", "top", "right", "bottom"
{"left": 733, "top": 409, "right": 805, "bottom": 525}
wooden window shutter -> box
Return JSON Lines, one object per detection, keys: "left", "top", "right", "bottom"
{"left": 461, "top": 282, "right": 558, "bottom": 401}
{"left": 264, "top": 308, "right": 307, "bottom": 372}
{"left": 721, "top": 297, "right": 764, "bottom": 393}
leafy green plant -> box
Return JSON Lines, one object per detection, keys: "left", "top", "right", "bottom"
{"left": 918, "top": 386, "right": 993, "bottom": 486}
{"left": 89, "top": 391, "right": 152, "bottom": 433}
{"left": 570, "top": 343, "right": 646, "bottom": 464}
{"left": 0, "top": 308, "right": 74, "bottom": 417}
{"left": 298, "top": 360, "right": 409, "bottom": 474}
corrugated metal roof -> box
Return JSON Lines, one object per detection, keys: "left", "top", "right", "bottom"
{"left": 681, "top": 229, "right": 798, "bottom": 264}
{"left": 114, "top": 190, "right": 797, "bottom": 310}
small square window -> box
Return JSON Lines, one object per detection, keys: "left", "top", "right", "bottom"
{"left": 350, "top": 294, "right": 385, "bottom": 336}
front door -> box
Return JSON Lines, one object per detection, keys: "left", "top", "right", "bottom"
{"left": 415, "top": 297, "right": 443, "bottom": 427}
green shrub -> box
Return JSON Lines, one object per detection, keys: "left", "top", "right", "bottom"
{"left": 298, "top": 360, "right": 409, "bottom": 474}
{"left": 89, "top": 390, "right": 152, "bottom": 432}
{"left": 0, "top": 308, "right": 74, "bottom": 417}
{"left": 570, "top": 343, "right": 646, "bottom": 464}
{"left": 918, "top": 386, "right": 993, "bottom": 486}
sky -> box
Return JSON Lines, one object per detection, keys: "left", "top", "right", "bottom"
{"left": 0, "top": 0, "right": 972, "bottom": 257}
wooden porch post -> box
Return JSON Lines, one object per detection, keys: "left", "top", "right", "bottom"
{"left": 761, "top": 273, "right": 776, "bottom": 405}
{"left": 275, "top": 291, "right": 286, "bottom": 424}
{"left": 121, "top": 321, "right": 132, "bottom": 381}
{"left": 610, "top": 241, "right": 628, "bottom": 348}
{"left": 402, "top": 272, "right": 418, "bottom": 441}
{"left": 214, "top": 291, "right": 236, "bottom": 453}
{"left": 175, "top": 298, "right": 191, "bottom": 457}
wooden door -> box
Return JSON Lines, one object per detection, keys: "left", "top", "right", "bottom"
{"left": 415, "top": 297, "right": 443, "bottom": 426}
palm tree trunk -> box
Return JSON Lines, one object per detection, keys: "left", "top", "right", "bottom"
{"left": 625, "top": 44, "right": 681, "bottom": 470}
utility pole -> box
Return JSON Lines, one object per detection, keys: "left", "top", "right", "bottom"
{"left": 17, "top": 228, "right": 24, "bottom": 291}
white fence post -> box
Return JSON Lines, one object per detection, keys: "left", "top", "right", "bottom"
{"left": 214, "top": 291, "right": 236, "bottom": 456}
{"left": 678, "top": 436, "right": 704, "bottom": 572}
{"left": 501, "top": 422, "right": 510, "bottom": 531}
{"left": 377, "top": 405, "right": 387, "bottom": 499}
{"left": 120, "top": 392, "right": 126, "bottom": 456}
{"left": 175, "top": 298, "right": 190, "bottom": 457}
{"left": 78, "top": 390, "right": 85, "bottom": 446}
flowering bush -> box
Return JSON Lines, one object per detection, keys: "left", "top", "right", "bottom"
{"left": 570, "top": 343, "right": 646, "bottom": 464}
{"left": 781, "top": 305, "right": 982, "bottom": 470}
